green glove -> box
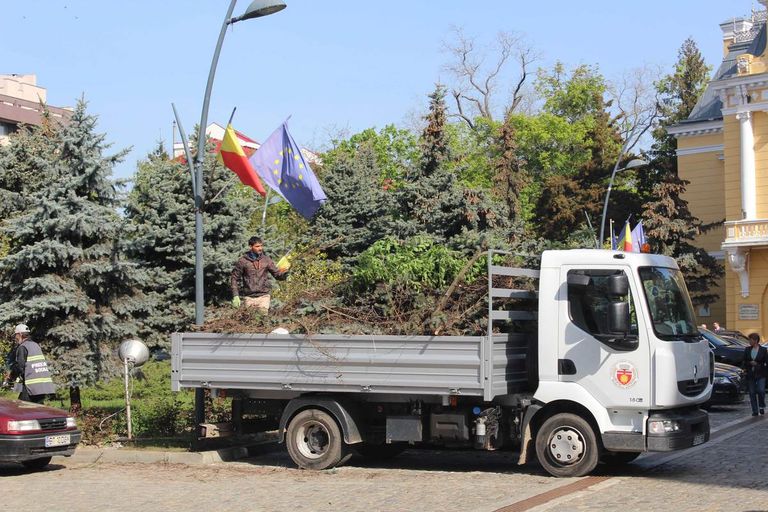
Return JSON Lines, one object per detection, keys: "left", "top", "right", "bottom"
{"left": 232, "top": 296, "right": 241, "bottom": 308}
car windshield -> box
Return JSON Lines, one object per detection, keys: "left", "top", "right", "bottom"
{"left": 699, "top": 328, "right": 732, "bottom": 347}
{"left": 639, "top": 266, "right": 698, "bottom": 339}
{"left": 719, "top": 333, "right": 750, "bottom": 347}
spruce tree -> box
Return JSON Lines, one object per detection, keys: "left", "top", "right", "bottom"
{"left": 310, "top": 143, "right": 394, "bottom": 264}
{"left": 0, "top": 111, "right": 61, "bottom": 222}
{"left": 394, "top": 85, "right": 478, "bottom": 245}
{"left": 0, "top": 100, "right": 150, "bottom": 407}
{"left": 492, "top": 115, "right": 526, "bottom": 223}
{"left": 642, "top": 38, "right": 722, "bottom": 306}
{"left": 124, "top": 139, "right": 251, "bottom": 346}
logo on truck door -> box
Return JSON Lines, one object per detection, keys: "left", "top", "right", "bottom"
{"left": 612, "top": 362, "right": 637, "bottom": 388}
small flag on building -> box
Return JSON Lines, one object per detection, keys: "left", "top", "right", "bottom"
{"left": 249, "top": 122, "right": 326, "bottom": 220}
{"left": 218, "top": 124, "right": 267, "bottom": 197}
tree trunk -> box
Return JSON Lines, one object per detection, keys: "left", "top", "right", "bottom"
{"left": 69, "top": 385, "right": 82, "bottom": 414}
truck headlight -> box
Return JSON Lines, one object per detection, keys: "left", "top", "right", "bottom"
{"left": 7, "top": 419, "right": 41, "bottom": 432}
{"left": 648, "top": 420, "right": 680, "bottom": 434}
{"left": 66, "top": 417, "right": 77, "bottom": 428}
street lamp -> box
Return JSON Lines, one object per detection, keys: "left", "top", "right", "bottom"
{"left": 598, "top": 158, "right": 648, "bottom": 248}
{"left": 192, "top": 0, "right": 286, "bottom": 327}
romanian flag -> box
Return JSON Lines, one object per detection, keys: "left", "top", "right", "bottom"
{"left": 217, "top": 124, "right": 267, "bottom": 197}
{"left": 619, "top": 221, "right": 633, "bottom": 251}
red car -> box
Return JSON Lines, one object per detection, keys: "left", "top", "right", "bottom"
{"left": 0, "top": 398, "right": 81, "bottom": 469}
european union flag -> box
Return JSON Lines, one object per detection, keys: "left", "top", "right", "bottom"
{"left": 249, "top": 122, "right": 326, "bottom": 219}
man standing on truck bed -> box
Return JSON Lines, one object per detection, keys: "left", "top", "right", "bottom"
{"left": 3, "top": 324, "right": 55, "bottom": 403}
{"left": 231, "top": 236, "right": 289, "bottom": 315}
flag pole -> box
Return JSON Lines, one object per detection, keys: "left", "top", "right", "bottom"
{"left": 261, "top": 188, "right": 271, "bottom": 227}
{"left": 227, "top": 107, "right": 237, "bottom": 126}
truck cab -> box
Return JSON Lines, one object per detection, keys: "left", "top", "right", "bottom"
{"left": 529, "top": 250, "right": 711, "bottom": 475}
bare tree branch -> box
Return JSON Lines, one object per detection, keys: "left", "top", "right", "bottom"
{"left": 442, "top": 27, "right": 539, "bottom": 129}
{"left": 450, "top": 89, "right": 475, "bottom": 130}
{"left": 607, "top": 65, "right": 663, "bottom": 154}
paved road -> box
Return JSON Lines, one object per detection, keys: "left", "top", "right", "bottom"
{"left": 0, "top": 403, "right": 763, "bottom": 512}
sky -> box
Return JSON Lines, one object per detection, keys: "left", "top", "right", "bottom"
{"left": 1, "top": 0, "right": 763, "bottom": 180}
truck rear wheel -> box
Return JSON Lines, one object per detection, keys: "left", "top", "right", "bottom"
{"left": 535, "top": 413, "right": 599, "bottom": 477}
{"left": 286, "top": 409, "right": 349, "bottom": 470}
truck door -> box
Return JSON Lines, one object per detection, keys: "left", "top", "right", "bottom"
{"left": 558, "top": 266, "right": 651, "bottom": 409}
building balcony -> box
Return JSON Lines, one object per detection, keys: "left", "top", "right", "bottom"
{"left": 721, "top": 219, "right": 768, "bottom": 298}
{"left": 722, "top": 219, "right": 768, "bottom": 248}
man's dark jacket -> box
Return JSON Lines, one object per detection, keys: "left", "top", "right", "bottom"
{"left": 230, "top": 252, "right": 287, "bottom": 298}
{"left": 743, "top": 344, "right": 768, "bottom": 380}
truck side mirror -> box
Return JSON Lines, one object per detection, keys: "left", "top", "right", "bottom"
{"left": 608, "top": 301, "right": 630, "bottom": 334}
{"left": 607, "top": 274, "right": 629, "bottom": 296}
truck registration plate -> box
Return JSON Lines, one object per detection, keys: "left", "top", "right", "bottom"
{"left": 692, "top": 433, "right": 705, "bottom": 446}
{"left": 45, "top": 434, "right": 70, "bottom": 447}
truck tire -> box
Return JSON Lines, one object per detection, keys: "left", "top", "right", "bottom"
{"left": 355, "top": 443, "right": 407, "bottom": 461}
{"left": 600, "top": 451, "right": 641, "bottom": 466}
{"left": 286, "top": 409, "right": 350, "bottom": 470}
{"left": 21, "top": 457, "right": 52, "bottom": 470}
{"left": 535, "top": 413, "right": 599, "bottom": 477}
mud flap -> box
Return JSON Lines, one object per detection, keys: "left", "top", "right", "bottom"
{"left": 518, "top": 423, "right": 534, "bottom": 465}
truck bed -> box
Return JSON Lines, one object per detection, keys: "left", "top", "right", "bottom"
{"left": 171, "top": 332, "right": 531, "bottom": 400}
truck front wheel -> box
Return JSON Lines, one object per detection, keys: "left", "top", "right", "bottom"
{"left": 535, "top": 413, "right": 599, "bottom": 477}
{"left": 286, "top": 409, "right": 350, "bottom": 470}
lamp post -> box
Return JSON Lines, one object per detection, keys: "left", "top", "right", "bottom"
{"left": 192, "top": 0, "right": 286, "bottom": 327}
{"left": 187, "top": 0, "right": 285, "bottom": 449}
{"left": 598, "top": 157, "right": 648, "bottom": 249}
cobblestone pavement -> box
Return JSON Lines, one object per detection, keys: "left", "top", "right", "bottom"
{"left": 0, "top": 403, "right": 762, "bottom": 512}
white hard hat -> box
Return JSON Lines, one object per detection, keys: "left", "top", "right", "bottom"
{"left": 14, "top": 324, "right": 30, "bottom": 334}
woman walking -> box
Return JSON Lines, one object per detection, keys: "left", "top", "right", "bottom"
{"left": 743, "top": 333, "right": 767, "bottom": 416}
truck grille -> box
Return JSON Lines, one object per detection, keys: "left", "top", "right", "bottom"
{"left": 677, "top": 379, "right": 707, "bottom": 397}
{"left": 38, "top": 418, "right": 67, "bottom": 431}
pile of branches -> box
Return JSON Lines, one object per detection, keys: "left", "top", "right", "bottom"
{"left": 201, "top": 251, "right": 537, "bottom": 338}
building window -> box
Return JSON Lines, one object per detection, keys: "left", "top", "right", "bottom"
{"left": 0, "top": 122, "right": 18, "bottom": 136}
{"left": 698, "top": 305, "right": 711, "bottom": 318}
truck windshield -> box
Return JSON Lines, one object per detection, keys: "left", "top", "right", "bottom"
{"left": 639, "top": 267, "right": 698, "bottom": 339}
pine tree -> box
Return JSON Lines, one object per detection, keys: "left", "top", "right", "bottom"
{"left": 310, "top": 143, "right": 394, "bottom": 264}
{"left": 394, "top": 85, "right": 477, "bottom": 245}
{"left": 642, "top": 38, "right": 722, "bottom": 306}
{"left": 124, "top": 139, "right": 252, "bottom": 346}
{"left": 492, "top": 115, "right": 526, "bottom": 223}
{"left": 0, "top": 100, "right": 150, "bottom": 408}
{"left": 640, "top": 37, "right": 711, "bottom": 193}
{"left": 0, "top": 110, "right": 61, "bottom": 222}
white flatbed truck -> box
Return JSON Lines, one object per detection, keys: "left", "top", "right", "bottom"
{"left": 172, "top": 249, "right": 712, "bottom": 477}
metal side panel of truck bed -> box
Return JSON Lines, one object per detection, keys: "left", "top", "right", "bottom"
{"left": 171, "top": 331, "right": 531, "bottom": 400}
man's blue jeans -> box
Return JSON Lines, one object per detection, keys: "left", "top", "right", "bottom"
{"left": 747, "top": 377, "right": 766, "bottom": 414}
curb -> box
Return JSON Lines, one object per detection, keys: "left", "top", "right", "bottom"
{"left": 55, "top": 433, "right": 279, "bottom": 466}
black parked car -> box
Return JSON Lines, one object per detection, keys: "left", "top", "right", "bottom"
{"left": 699, "top": 328, "right": 745, "bottom": 367}
{"left": 706, "top": 362, "right": 745, "bottom": 407}
{"left": 716, "top": 330, "right": 750, "bottom": 347}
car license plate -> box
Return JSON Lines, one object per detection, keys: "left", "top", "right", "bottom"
{"left": 45, "top": 434, "right": 71, "bottom": 447}
{"left": 692, "top": 433, "right": 705, "bottom": 446}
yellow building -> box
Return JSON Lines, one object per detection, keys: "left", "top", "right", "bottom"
{"left": 671, "top": 2, "right": 768, "bottom": 335}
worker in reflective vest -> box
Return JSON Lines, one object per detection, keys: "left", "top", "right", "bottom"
{"left": 3, "top": 324, "right": 56, "bottom": 403}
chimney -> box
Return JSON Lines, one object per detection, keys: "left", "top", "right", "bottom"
{"left": 720, "top": 17, "right": 753, "bottom": 56}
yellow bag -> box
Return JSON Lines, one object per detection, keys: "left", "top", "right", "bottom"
{"left": 276, "top": 253, "right": 292, "bottom": 272}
